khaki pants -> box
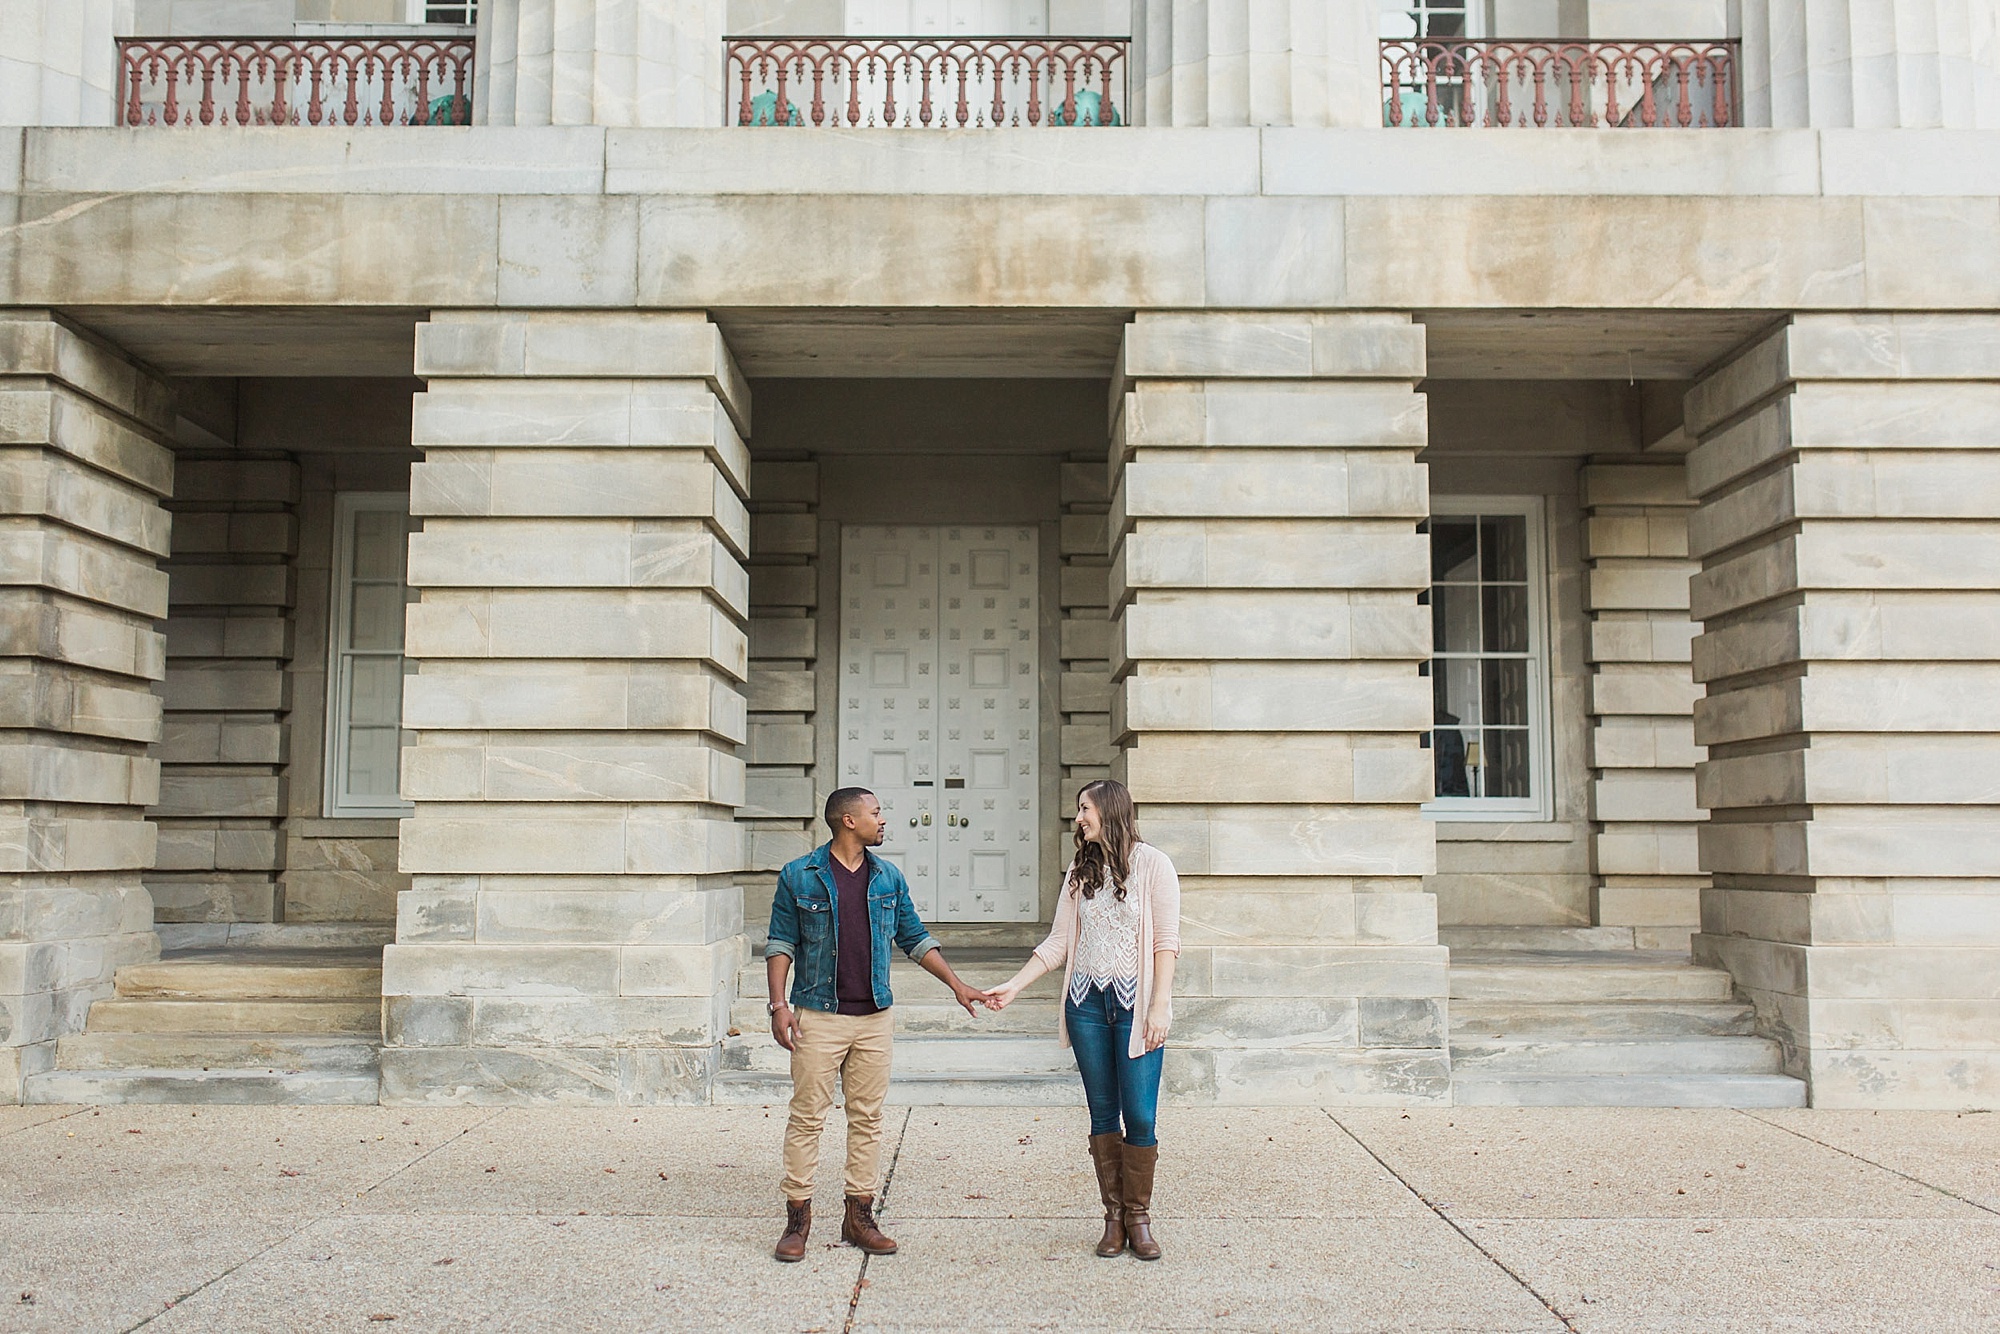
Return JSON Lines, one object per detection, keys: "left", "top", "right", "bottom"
{"left": 781, "top": 1007, "right": 894, "bottom": 1201}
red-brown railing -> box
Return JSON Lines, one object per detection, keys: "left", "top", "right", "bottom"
{"left": 726, "top": 36, "right": 1126, "bottom": 128}
{"left": 117, "top": 36, "right": 474, "bottom": 127}
{"left": 1381, "top": 39, "right": 1738, "bottom": 127}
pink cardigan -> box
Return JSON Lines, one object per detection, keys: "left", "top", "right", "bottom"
{"left": 1031, "top": 841, "right": 1182, "bottom": 1059}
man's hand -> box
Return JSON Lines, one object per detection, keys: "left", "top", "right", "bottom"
{"left": 770, "top": 1005, "right": 801, "bottom": 1052}
{"left": 953, "top": 985, "right": 989, "bottom": 1018}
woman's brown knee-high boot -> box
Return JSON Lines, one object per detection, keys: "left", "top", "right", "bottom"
{"left": 1087, "top": 1134, "right": 1126, "bottom": 1257}
{"left": 1120, "top": 1142, "right": 1161, "bottom": 1260}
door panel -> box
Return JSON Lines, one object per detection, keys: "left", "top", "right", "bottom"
{"left": 839, "top": 525, "right": 1039, "bottom": 922}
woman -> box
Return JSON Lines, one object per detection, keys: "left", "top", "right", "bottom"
{"left": 986, "top": 779, "right": 1180, "bottom": 1260}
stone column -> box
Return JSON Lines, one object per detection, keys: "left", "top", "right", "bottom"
{"left": 1111, "top": 311, "right": 1447, "bottom": 1105}
{"left": 0, "top": 311, "right": 171, "bottom": 1102}
{"left": 383, "top": 311, "right": 751, "bottom": 1106}
{"left": 738, "top": 458, "right": 819, "bottom": 937}
{"left": 1687, "top": 314, "right": 2000, "bottom": 1108}
{"left": 475, "top": 0, "right": 725, "bottom": 128}
{"left": 150, "top": 448, "right": 298, "bottom": 926}
{"left": 0, "top": 1, "right": 129, "bottom": 128}
{"left": 1060, "top": 453, "right": 1115, "bottom": 793}
{"left": 1580, "top": 459, "right": 1705, "bottom": 950}
{"left": 1133, "top": 0, "right": 1381, "bottom": 127}
{"left": 1736, "top": 0, "right": 2000, "bottom": 128}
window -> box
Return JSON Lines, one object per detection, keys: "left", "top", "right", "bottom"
{"left": 1380, "top": 0, "right": 1484, "bottom": 38}
{"left": 1421, "top": 498, "right": 1550, "bottom": 820}
{"left": 410, "top": 2, "right": 477, "bottom": 22}
{"left": 325, "top": 494, "right": 416, "bottom": 818}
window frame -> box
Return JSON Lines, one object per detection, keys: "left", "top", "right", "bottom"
{"left": 323, "top": 492, "right": 415, "bottom": 819}
{"left": 406, "top": 1, "right": 478, "bottom": 24}
{"left": 1421, "top": 494, "right": 1554, "bottom": 823}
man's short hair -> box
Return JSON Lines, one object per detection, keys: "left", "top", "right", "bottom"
{"left": 824, "top": 787, "right": 875, "bottom": 832}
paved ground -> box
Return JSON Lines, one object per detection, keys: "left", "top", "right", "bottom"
{"left": 2, "top": 1102, "right": 1998, "bottom": 1332}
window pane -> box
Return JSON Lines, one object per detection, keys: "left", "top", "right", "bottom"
{"left": 351, "top": 510, "right": 405, "bottom": 580}
{"left": 1481, "top": 584, "right": 1528, "bottom": 653}
{"left": 345, "top": 726, "right": 402, "bottom": 800}
{"left": 1480, "top": 515, "right": 1528, "bottom": 581}
{"left": 1482, "top": 729, "right": 1531, "bottom": 798}
{"left": 1433, "top": 586, "right": 1480, "bottom": 653}
{"left": 347, "top": 656, "right": 405, "bottom": 726}
{"left": 1482, "top": 657, "right": 1528, "bottom": 727}
{"left": 1436, "top": 657, "right": 1481, "bottom": 728}
{"left": 1433, "top": 722, "right": 1472, "bottom": 797}
{"left": 349, "top": 582, "right": 405, "bottom": 652}
{"left": 1431, "top": 518, "right": 1478, "bottom": 580}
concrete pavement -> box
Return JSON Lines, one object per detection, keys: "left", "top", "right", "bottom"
{"left": 2, "top": 1103, "right": 1997, "bottom": 1332}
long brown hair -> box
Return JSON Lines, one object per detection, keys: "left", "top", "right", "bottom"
{"left": 1067, "top": 779, "right": 1138, "bottom": 901}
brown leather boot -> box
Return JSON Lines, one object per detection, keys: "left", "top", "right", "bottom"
{"left": 774, "top": 1199, "right": 811, "bottom": 1263}
{"left": 1087, "top": 1133, "right": 1126, "bottom": 1257}
{"left": 1121, "top": 1143, "right": 1161, "bottom": 1260}
{"left": 842, "top": 1194, "right": 898, "bottom": 1255}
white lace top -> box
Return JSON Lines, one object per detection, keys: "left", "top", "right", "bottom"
{"left": 1068, "top": 881, "right": 1142, "bottom": 1009}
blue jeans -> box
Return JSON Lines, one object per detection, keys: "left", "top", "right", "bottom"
{"left": 1066, "top": 984, "right": 1164, "bottom": 1147}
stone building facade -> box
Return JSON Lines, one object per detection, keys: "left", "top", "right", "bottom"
{"left": 2, "top": 0, "right": 1998, "bottom": 1110}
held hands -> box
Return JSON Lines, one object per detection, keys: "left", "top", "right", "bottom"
{"left": 983, "top": 981, "right": 1023, "bottom": 1011}
{"left": 952, "top": 984, "right": 994, "bottom": 1018}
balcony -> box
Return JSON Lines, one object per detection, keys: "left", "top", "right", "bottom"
{"left": 1381, "top": 39, "right": 1739, "bottom": 128}
{"left": 725, "top": 37, "right": 1127, "bottom": 128}
{"left": 116, "top": 36, "right": 474, "bottom": 127}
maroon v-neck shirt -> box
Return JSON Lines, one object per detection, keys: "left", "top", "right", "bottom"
{"left": 831, "top": 855, "right": 881, "bottom": 1016}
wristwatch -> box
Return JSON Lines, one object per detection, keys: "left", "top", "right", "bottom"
{"left": 767, "top": 1000, "right": 789, "bottom": 1016}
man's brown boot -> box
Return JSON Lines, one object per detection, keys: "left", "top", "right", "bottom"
{"left": 1087, "top": 1133, "right": 1126, "bottom": 1257}
{"left": 842, "top": 1194, "right": 898, "bottom": 1254}
{"left": 774, "top": 1199, "right": 811, "bottom": 1262}
{"left": 1121, "top": 1143, "right": 1161, "bottom": 1260}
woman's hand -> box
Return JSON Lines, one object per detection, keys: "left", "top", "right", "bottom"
{"left": 1143, "top": 1002, "right": 1171, "bottom": 1052}
{"left": 985, "top": 981, "right": 1022, "bottom": 1011}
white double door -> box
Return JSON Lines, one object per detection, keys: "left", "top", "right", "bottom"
{"left": 838, "top": 526, "right": 1040, "bottom": 922}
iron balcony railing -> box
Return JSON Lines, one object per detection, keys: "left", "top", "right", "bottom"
{"left": 117, "top": 36, "right": 475, "bottom": 127}
{"left": 1381, "top": 38, "right": 1740, "bottom": 128}
{"left": 725, "top": 36, "right": 1127, "bottom": 128}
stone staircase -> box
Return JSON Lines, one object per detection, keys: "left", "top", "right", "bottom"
{"left": 27, "top": 926, "right": 388, "bottom": 1105}
{"left": 717, "top": 946, "right": 1084, "bottom": 1106}
{"left": 1442, "top": 927, "right": 1806, "bottom": 1107}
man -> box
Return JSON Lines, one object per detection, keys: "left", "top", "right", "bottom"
{"left": 766, "top": 787, "right": 988, "bottom": 1262}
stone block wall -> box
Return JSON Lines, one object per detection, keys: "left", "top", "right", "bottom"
{"left": 1687, "top": 313, "right": 2000, "bottom": 1108}
{"left": 0, "top": 311, "right": 170, "bottom": 1101}
{"left": 1581, "top": 459, "right": 1705, "bottom": 948}
{"left": 148, "top": 443, "right": 299, "bottom": 924}
{"left": 1110, "top": 310, "right": 1448, "bottom": 1105}
{"left": 1059, "top": 452, "right": 1114, "bottom": 813}
{"left": 738, "top": 456, "right": 819, "bottom": 939}
{"left": 382, "top": 311, "right": 751, "bottom": 1105}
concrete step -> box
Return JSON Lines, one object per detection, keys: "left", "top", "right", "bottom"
{"left": 723, "top": 1032, "right": 1073, "bottom": 1077}
{"left": 85, "top": 998, "right": 380, "bottom": 1035}
{"left": 54, "top": 1032, "right": 380, "bottom": 1074}
{"left": 1451, "top": 1001, "right": 1758, "bottom": 1040}
{"left": 154, "top": 924, "right": 394, "bottom": 951}
{"left": 115, "top": 950, "right": 383, "bottom": 1001}
{"left": 25, "top": 1068, "right": 380, "bottom": 1106}
{"left": 1440, "top": 926, "right": 1650, "bottom": 952}
{"left": 712, "top": 1070, "right": 1081, "bottom": 1107}
{"left": 1450, "top": 1035, "right": 1785, "bottom": 1076}
{"left": 1451, "top": 1072, "right": 1807, "bottom": 1108}
{"left": 1449, "top": 952, "right": 1736, "bottom": 1003}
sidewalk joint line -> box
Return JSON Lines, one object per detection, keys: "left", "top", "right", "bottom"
{"left": 0, "top": 1104, "right": 91, "bottom": 1143}
{"left": 357, "top": 1107, "right": 508, "bottom": 1197}
{"left": 844, "top": 1106, "right": 911, "bottom": 1334}
{"left": 1737, "top": 1108, "right": 2000, "bottom": 1218}
{"left": 1325, "top": 1110, "right": 1580, "bottom": 1333}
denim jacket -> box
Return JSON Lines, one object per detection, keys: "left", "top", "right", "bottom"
{"left": 766, "top": 844, "right": 940, "bottom": 1013}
